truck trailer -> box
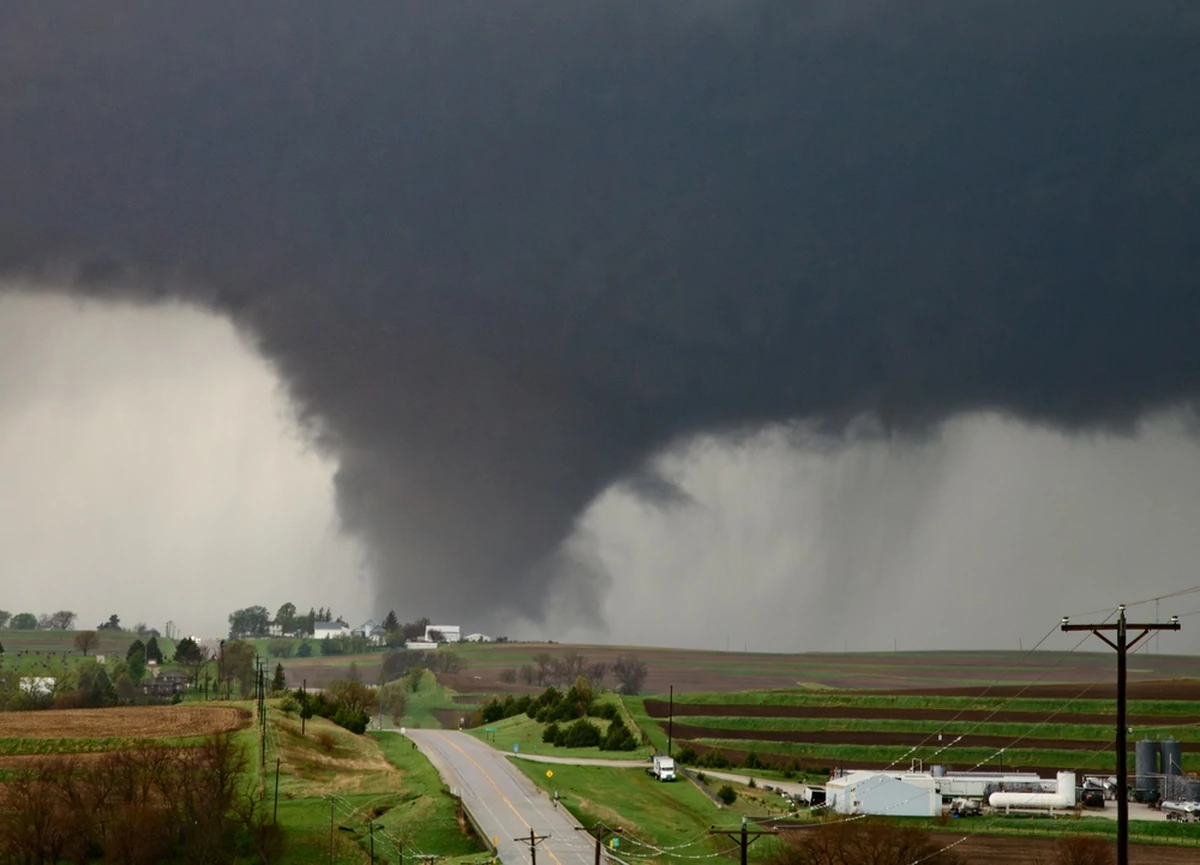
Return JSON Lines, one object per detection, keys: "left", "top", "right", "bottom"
{"left": 649, "top": 755, "right": 676, "bottom": 782}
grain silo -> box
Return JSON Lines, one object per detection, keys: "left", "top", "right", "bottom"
{"left": 1135, "top": 740, "right": 1160, "bottom": 798}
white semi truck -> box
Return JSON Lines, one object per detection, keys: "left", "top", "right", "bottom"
{"left": 649, "top": 755, "right": 676, "bottom": 782}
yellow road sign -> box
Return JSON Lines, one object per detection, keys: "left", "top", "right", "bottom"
{"left": 546, "top": 770, "right": 554, "bottom": 778}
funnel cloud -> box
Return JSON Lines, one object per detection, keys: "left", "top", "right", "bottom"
{"left": 1, "top": 2, "right": 1198, "bottom": 630}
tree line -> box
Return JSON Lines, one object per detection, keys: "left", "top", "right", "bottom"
{"left": 0, "top": 732, "right": 279, "bottom": 864}
{"left": 496, "top": 650, "right": 648, "bottom": 694}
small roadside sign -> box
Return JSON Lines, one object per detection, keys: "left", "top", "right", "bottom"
{"left": 546, "top": 770, "right": 553, "bottom": 778}
{"left": 513, "top": 744, "right": 519, "bottom": 753}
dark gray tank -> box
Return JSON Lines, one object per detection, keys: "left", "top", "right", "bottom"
{"left": 1135, "top": 739, "right": 1160, "bottom": 796}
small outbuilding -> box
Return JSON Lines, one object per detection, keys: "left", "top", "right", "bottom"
{"left": 825, "top": 771, "right": 940, "bottom": 818}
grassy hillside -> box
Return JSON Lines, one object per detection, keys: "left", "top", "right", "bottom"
{"left": 512, "top": 761, "right": 782, "bottom": 863}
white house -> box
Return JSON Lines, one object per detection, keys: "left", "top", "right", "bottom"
{"left": 314, "top": 620, "right": 351, "bottom": 640}
{"left": 424, "top": 624, "right": 461, "bottom": 643}
{"left": 353, "top": 620, "right": 388, "bottom": 645}
{"left": 825, "top": 771, "right": 940, "bottom": 818}
{"left": 462, "top": 633, "right": 493, "bottom": 643}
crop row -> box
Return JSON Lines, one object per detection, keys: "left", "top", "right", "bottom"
{"left": 669, "top": 691, "right": 1199, "bottom": 716}
{"left": 671, "top": 715, "right": 1200, "bottom": 742}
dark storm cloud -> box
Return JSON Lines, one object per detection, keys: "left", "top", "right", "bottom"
{"left": 2, "top": 2, "right": 1198, "bottom": 625}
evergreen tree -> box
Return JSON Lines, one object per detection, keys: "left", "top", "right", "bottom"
{"left": 382, "top": 610, "right": 399, "bottom": 632}
{"left": 144, "top": 636, "right": 163, "bottom": 664}
{"left": 126, "top": 638, "right": 145, "bottom": 661}
{"left": 272, "top": 663, "right": 286, "bottom": 693}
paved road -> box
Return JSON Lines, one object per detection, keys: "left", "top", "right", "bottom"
{"left": 406, "top": 730, "right": 598, "bottom": 865}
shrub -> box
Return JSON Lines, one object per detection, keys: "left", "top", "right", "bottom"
{"left": 543, "top": 723, "right": 560, "bottom": 744}
{"left": 769, "top": 819, "right": 965, "bottom": 865}
{"left": 695, "top": 751, "right": 732, "bottom": 769}
{"left": 279, "top": 695, "right": 300, "bottom": 716}
{"left": 601, "top": 720, "right": 638, "bottom": 752}
{"left": 743, "top": 751, "right": 767, "bottom": 770}
{"left": 296, "top": 641, "right": 313, "bottom": 658}
{"left": 1050, "top": 836, "right": 1115, "bottom": 865}
{"left": 316, "top": 731, "right": 337, "bottom": 753}
{"left": 717, "top": 785, "right": 737, "bottom": 806}
{"left": 748, "top": 777, "right": 757, "bottom": 788}
{"left": 675, "top": 746, "right": 698, "bottom": 764}
{"left": 562, "top": 718, "right": 602, "bottom": 748}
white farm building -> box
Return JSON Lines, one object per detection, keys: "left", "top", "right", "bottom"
{"left": 825, "top": 771, "right": 940, "bottom": 818}
{"left": 425, "top": 625, "right": 461, "bottom": 643}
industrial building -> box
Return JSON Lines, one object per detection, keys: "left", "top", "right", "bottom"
{"left": 825, "top": 771, "right": 941, "bottom": 817}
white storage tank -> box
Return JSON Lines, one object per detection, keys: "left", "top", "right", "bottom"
{"left": 989, "top": 772, "right": 1076, "bottom": 811}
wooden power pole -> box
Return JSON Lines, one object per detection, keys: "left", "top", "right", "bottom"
{"left": 710, "top": 816, "right": 777, "bottom": 865}
{"left": 1062, "top": 605, "right": 1179, "bottom": 865}
{"left": 576, "top": 822, "right": 620, "bottom": 865}
{"left": 515, "top": 828, "right": 549, "bottom": 865}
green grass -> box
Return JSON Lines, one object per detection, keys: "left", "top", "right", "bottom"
{"left": 261, "top": 705, "right": 485, "bottom": 864}
{"left": 392, "top": 669, "right": 466, "bottom": 730}
{"left": 512, "top": 760, "right": 781, "bottom": 862}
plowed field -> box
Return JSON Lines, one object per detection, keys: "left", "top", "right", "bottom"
{"left": 0, "top": 706, "right": 250, "bottom": 739}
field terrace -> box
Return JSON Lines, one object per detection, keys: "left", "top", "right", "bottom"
{"left": 630, "top": 680, "right": 1200, "bottom": 775}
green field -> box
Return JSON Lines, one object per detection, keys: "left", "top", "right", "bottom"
{"left": 512, "top": 760, "right": 783, "bottom": 863}
{"left": 667, "top": 714, "right": 1200, "bottom": 742}
{"left": 663, "top": 690, "right": 1200, "bottom": 717}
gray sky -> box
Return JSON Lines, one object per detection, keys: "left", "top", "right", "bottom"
{"left": 0, "top": 290, "right": 369, "bottom": 637}
{"left": 3, "top": 289, "right": 1197, "bottom": 649}
{"left": 1, "top": 5, "right": 1198, "bottom": 640}
{"left": 537, "top": 415, "right": 1200, "bottom": 653}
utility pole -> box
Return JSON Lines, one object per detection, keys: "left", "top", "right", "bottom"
{"left": 274, "top": 758, "right": 281, "bottom": 824}
{"left": 328, "top": 797, "right": 335, "bottom": 865}
{"left": 576, "top": 822, "right": 620, "bottom": 865}
{"left": 667, "top": 685, "right": 673, "bottom": 754}
{"left": 710, "top": 816, "right": 777, "bottom": 865}
{"left": 515, "top": 828, "right": 549, "bottom": 865}
{"left": 1062, "top": 605, "right": 1180, "bottom": 865}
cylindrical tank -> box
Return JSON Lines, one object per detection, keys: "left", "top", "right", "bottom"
{"left": 932, "top": 765, "right": 946, "bottom": 778}
{"left": 1162, "top": 740, "right": 1184, "bottom": 777}
{"left": 1136, "top": 740, "right": 1160, "bottom": 796}
{"left": 989, "top": 772, "right": 1076, "bottom": 810}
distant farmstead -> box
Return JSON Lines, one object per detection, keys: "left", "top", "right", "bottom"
{"left": 424, "top": 625, "right": 461, "bottom": 643}
{"left": 313, "top": 620, "right": 351, "bottom": 640}
{"left": 462, "top": 633, "right": 493, "bottom": 643}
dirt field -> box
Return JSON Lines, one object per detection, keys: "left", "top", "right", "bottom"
{"left": 0, "top": 706, "right": 250, "bottom": 739}
{"left": 949, "top": 834, "right": 1200, "bottom": 864}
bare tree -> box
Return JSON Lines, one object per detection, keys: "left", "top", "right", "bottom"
{"left": 519, "top": 664, "right": 535, "bottom": 685}
{"left": 586, "top": 662, "right": 608, "bottom": 687}
{"left": 613, "top": 654, "right": 648, "bottom": 695}
{"left": 48, "top": 610, "right": 77, "bottom": 630}
{"left": 73, "top": 631, "right": 100, "bottom": 656}
{"left": 499, "top": 668, "right": 518, "bottom": 684}
{"left": 532, "top": 652, "right": 555, "bottom": 686}
{"left": 773, "top": 820, "right": 965, "bottom": 865}
{"left": 1044, "top": 836, "right": 1115, "bottom": 865}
